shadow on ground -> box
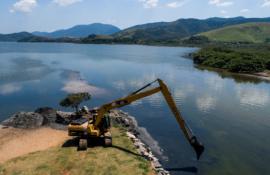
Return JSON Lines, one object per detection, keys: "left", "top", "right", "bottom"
{"left": 62, "top": 137, "right": 143, "bottom": 157}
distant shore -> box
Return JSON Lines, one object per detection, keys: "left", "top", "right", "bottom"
{"left": 192, "top": 44, "right": 270, "bottom": 82}
{"left": 195, "top": 65, "right": 270, "bottom": 84}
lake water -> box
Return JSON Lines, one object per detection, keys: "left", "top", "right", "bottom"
{"left": 0, "top": 42, "right": 270, "bottom": 175}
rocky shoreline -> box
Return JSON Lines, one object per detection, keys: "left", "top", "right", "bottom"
{"left": 0, "top": 107, "right": 170, "bottom": 175}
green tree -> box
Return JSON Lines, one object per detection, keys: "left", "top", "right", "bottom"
{"left": 59, "top": 92, "right": 91, "bottom": 113}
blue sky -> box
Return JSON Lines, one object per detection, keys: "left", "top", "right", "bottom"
{"left": 0, "top": 0, "right": 270, "bottom": 33}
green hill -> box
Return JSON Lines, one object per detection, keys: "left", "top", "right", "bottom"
{"left": 0, "top": 32, "right": 33, "bottom": 42}
{"left": 33, "top": 23, "right": 120, "bottom": 38}
{"left": 200, "top": 22, "right": 270, "bottom": 43}
{"left": 113, "top": 17, "right": 270, "bottom": 43}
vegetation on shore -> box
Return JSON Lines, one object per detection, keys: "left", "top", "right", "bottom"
{"left": 193, "top": 44, "right": 270, "bottom": 73}
{"left": 187, "top": 22, "right": 270, "bottom": 74}
{"left": 0, "top": 127, "right": 153, "bottom": 175}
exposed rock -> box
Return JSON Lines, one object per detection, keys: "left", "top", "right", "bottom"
{"left": 2, "top": 112, "right": 44, "bottom": 129}
{"left": 55, "top": 111, "right": 73, "bottom": 125}
{"left": 35, "top": 107, "right": 57, "bottom": 125}
{"left": 110, "top": 109, "right": 170, "bottom": 175}
{"left": 1, "top": 107, "right": 73, "bottom": 129}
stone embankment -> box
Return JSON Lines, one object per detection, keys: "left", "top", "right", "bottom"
{"left": 109, "top": 110, "right": 170, "bottom": 175}
{"left": 1, "top": 107, "right": 169, "bottom": 175}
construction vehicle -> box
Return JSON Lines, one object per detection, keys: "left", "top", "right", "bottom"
{"left": 68, "top": 79, "right": 204, "bottom": 160}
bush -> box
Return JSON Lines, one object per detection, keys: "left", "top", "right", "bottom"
{"left": 265, "top": 60, "right": 270, "bottom": 70}
{"left": 228, "top": 58, "right": 265, "bottom": 73}
{"left": 193, "top": 45, "right": 270, "bottom": 73}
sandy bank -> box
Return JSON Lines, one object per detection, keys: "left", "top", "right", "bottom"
{"left": 0, "top": 126, "right": 68, "bottom": 163}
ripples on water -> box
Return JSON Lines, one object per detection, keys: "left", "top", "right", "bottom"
{"left": 0, "top": 43, "right": 270, "bottom": 175}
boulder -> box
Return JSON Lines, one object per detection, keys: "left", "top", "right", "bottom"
{"left": 35, "top": 107, "right": 57, "bottom": 125}
{"left": 55, "top": 111, "right": 73, "bottom": 124}
{"left": 2, "top": 112, "right": 44, "bottom": 129}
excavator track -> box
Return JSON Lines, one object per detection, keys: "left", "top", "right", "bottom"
{"left": 104, "top": 132, "right": 112, "bottom": 147}
{"left": 78, "top": 138, "right": 88, "bottom": 150}
{"left": 104, "top": 137, "right": 112, "bottom": 147}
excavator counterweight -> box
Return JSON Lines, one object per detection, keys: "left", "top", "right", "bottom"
{"left": 68, "top": 79, "right": 204, "bottom": 160}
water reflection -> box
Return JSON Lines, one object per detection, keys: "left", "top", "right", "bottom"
{"left": 196, "top": 95, "right": 217, "bottom": 113}
{"left": 0, "top": 83, "right": 22, "bottom": 95}
{"left": 62, "top": 80, "right": 106, "bottom": 95}
{"left": 1, "top": 43, "right": 270, "bottom": 175}
{"left": 60, "top": 69, "right": 106, "bottom": 96}
{"left": 146, "top": 93, "right": 163, "bottom": 107}
{"left": 0, "top": 56, "right": 54, "bottom": 83}
{"left": 205, "top": 75, "right": 225, "bottom": 92}
{"left": 197, "top": 66, "right": 270, "bottom": 84}
{"left": 173, "top": 88, "right": 187, "bottom": 103}
{"left": 236, "top": 85, "right": 270, "bottom": 107}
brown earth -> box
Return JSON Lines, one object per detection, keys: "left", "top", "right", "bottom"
{"left": 0, "top": 126, "right": 68, "bottom": 163}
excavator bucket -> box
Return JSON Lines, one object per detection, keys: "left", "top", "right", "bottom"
{"left": 190, "top": 136, "right": 205, "bottom": 160}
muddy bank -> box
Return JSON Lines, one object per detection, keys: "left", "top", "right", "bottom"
{"left": 0, "top": 107, "right": 169, "bottom": 175}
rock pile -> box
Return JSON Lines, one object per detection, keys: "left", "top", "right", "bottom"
{"left": 1, "top": 107, "right": 72, "bottom": 129}
{"left": 109, "top": 110, "right": 170, "bottom": 175}
{"left": 1, "top": 112, "right": 44, "bottom": 129}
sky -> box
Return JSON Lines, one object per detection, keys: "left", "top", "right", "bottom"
{"left": 0, "top": 0, "right": 270, "bottom": 33}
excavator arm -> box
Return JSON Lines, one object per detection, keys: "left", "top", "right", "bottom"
{"left": 95, "top": 79, "right": 204, "bottom": 160}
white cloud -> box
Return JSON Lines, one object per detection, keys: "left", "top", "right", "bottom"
{"left": 173, "top": 88, "right": 187, "bottom": 102}
{"left": 10, "top": 0, "right": 37, "bottom": 13}
{"left": 167, "top": 0, "right": 188, "bottom": 8}
{"left": 147, "top": 93, "right": 163, "bottom": 107}
{"left": 196, "top": 95, "right": 217, "bottom": 112}
{"left": 220, "top": 10, "right": 227, "bottom": 14}
{"left": 236, "top": 86, "right": 270, "bottom": 107}
{"left": 262, "top": 0, "right": 270, "bottom": 7}
{"left": 62, "top": 80, "right": 106, "bottom": 95}
{"left": 139, "top": 0, "right": 159, "bottom": 8}
{"left": 240, "top": 8, "right": 249, "bottom": 13}
{"left": 53, "top": 0, "right": 82, "bottom": 6}
{"left": 205, "top": 76, "right": 225, "bottom": 92}
{"left": 209, "top": 0, "right": 234, "bottom": 7}
{"left": 0, "top": 83, "right": 22, "bottom": 95}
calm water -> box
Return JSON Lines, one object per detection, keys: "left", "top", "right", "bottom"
{"left": 0, "top": 42, "right": 270, "bottom": 175}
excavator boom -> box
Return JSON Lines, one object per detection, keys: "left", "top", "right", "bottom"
{"left": 94, "top": 79, "right": 204, "bottom": 159}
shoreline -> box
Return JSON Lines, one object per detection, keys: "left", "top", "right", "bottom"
{"left": 109, "top": 110, "right": 170, "bottom": 175}
{"left": 0, "top": 108, "right": 170, "bottom": 175}
{"left": 196, "top": 64, "right": 270, "bottom": 82}
{"left": 14, "top": 41, "right": 197, "bottom": 49}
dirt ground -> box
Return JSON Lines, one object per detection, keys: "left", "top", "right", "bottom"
{"left": 0, "top": 125, "right": 68, "bottom": 163}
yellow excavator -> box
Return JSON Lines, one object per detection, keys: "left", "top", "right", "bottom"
{"left": 68, "top": 79, "right": 204, "bottom": 160}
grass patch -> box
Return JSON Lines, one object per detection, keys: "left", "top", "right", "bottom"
{"left": 200, "top": 22, "right": 270, "bottom": 44}
{"left": 0, "top": 127, "right": 153, "bottom": 175}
